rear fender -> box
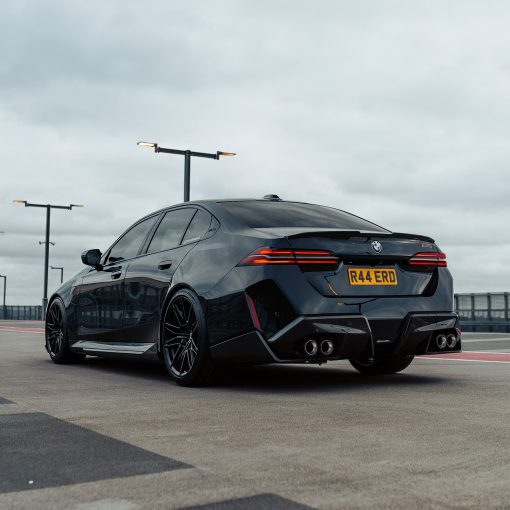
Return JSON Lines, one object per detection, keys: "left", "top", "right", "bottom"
{"left": 157, "top": 283, "right": 204, "bottom": 356}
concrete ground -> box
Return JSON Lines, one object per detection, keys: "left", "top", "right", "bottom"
{"left": 0, "top": 322, "right": 509, "bottom": 510}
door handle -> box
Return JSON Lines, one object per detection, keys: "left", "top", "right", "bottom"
{"left": 158, "top": 260, "right": 173, "bottom": 270}
{"left": 110, "top": 271, "right": 122, "bottom": 280}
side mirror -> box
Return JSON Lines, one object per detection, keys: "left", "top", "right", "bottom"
{"left": 81, "top": 249, "right": 102, "bottom": 270}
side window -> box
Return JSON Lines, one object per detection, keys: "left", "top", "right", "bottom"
{"left": 147, "top": 208, "right": 195, "bottom": 254}
{"left": 181, "top": 209, "right": 211, "bottom": 244}
{"left": 106, "top": 216, "right": 158, "bottom": 265}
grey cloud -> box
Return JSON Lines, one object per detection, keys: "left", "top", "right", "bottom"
{"left": 1, "top": 0, "right": 510, "bottom": 303}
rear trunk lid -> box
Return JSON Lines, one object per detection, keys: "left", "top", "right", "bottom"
{"left": 255, "top": 228, "right": 440, "bottom": 297}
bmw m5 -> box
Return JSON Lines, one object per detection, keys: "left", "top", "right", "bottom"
{"left": 45, "top": 195, "right": 461, "bottom": 386}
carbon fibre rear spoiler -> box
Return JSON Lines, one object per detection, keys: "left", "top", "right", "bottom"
{"left": 286, "top": 230, "right": 435, "bottom": 243}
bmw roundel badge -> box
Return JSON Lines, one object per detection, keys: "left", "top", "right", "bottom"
{"left": 371, "top": 240, "right": 382, "bottom": 253}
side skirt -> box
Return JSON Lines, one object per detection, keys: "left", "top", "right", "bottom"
{"left": 71, "top": 341, "right": 158, "bottom": 358}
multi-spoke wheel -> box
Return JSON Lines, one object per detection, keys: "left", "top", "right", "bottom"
{"left": 46, "top": 301, "right": 64, "bottom": 358}
{"left": 45, "top": 298, "right": 84, "bottom": 364}
{"left": 162, "top": 289, "right": 218, "bottom": 386}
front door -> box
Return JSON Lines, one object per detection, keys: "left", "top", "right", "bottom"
{"left": 76, "top": 214, "right": 159, "bottom": 342}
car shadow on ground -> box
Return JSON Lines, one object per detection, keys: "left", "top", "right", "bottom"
{"left": 77, "top": 357, "right": 454, "bottom": 394}
{"left": 216, "top": 364, "right": 454, "bottom": 394}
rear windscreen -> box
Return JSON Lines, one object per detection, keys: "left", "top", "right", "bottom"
{"left": 219, "top": 201, "right": 389, "bottom": 231}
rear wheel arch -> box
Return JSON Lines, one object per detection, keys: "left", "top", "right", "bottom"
{"left": 158, "top": 283, "right": 205, "bottom": 353}
{"left": 160, "top": 287, "right": 218, "bottom": 386}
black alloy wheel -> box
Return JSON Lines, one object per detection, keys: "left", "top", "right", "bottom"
{"left": 162, "top": 289, "right": 218, "bottom": 386}
{"left": 45, "top": 298, "right": 85, "bottom": 364}
{"left": 349, "top": 354, "right": 414, "bottom": 375}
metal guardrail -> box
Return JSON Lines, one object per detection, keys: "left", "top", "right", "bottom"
{"left": 455, "top": 293, "right": 510, "bottom": 332}
{"left": 0, "top": 305, "right": 43, "bottom": 321}
{"left": 1, "top": 294, "right": 509, "bottom": 332}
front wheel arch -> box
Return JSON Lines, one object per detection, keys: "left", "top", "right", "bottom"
{"left": 45, "top": 297, "right": 84, "bottom": 364}
{"left": 45, "top": 294, "right": 61, "bottom": 319}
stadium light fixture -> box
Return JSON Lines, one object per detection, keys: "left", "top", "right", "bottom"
{"left": 14, "top": 200, "right": 84, "bottom": 311}
{"left": 137, "top": 141, "right": 236, "bottom": 202}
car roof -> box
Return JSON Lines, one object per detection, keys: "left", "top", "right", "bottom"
{"left": 140, "top": 198, "right": 312, "bottom": 218}
{"left": 136, "top": 198, "right": 324, "bottom": 231}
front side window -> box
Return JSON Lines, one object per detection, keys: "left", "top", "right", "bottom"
{"left": 106, "top": 215, "right": 158, "bottom": 264}
{"left": 147, "top": 208, "right": 195, "bottom": 254}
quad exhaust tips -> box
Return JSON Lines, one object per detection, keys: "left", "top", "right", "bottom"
{"left": 320, "top": 339, "right": 334, "bottom": 356}
{"left": 303, "top": 339, "right": 335, "bottom": 357}
{"left": 436, "top": 334, "right": 447, "bottom": 350}
{"left": 435, "top": 332, "right": 459, "bottom": 350}
{"left": 446, "top": 333, "right": 458, "bottom": 349}
{"left": 304, "top": 339, "right": 318, "bottom": 356}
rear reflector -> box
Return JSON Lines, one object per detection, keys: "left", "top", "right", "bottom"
{"left": 239, "top": 247, "right": 340, "bottom": 267}
{"left": 408, "top": 252, "right": 447, "bottom": 267}
{"left": 245, "top": 293, "right": 262, "bottom": 330}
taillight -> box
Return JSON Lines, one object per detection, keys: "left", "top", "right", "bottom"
{"left": 239, "top": 247, "right": 340, "bottom": 268}
{"left": 408, "top": 252, "right": 447, "bottom": 267}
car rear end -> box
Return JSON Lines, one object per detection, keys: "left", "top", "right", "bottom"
{"left": 206, "top": 199, "right": 460, "bottom": 367}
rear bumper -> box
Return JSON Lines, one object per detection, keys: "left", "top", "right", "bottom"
{"left": 209, "top": 312, "right": 461, "bottom": 364}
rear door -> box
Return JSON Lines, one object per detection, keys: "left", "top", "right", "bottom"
{"left": 122, "top": 207, "right": 212, "bottom": 343}
{"left": 76, "top": 214, "right": 159, "bottom": 342}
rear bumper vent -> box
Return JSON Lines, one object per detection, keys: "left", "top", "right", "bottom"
{"left": 246, "top": 280, "right": 296, "bottom": 338}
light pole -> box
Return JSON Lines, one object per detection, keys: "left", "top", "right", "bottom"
{"left": 0, "top": 275, "right": 6, "bottom": 306}
{"left": 137, "top": 141, "right": 236, "bottom": 202}
{"left": 50, "top": 266, "right": 64, "bottom": 284}
{"left": 13, "top": 200, "right": 83, "bottom": 311}
{"left": 0, "top": 236, "right": 4, "bottom": 316}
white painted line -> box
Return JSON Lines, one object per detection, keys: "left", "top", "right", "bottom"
{"left": 462, "top": 338, "right": 510, "bottom": 343}
{"left": 460, "top": 351, "right": 510, "bottom": 355}
{"left": 417, "top": 357, "right": 510, "bottom": 364}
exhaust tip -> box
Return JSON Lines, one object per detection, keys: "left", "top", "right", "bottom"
{"left": 304, "top": 339, "right": 318, "bottom": 356}
{"left": 446, "top": 333, "right": 458, "bottom": 349}
{"left": 320, "top": 339, "right": 334, "bottom": 356}
{"left": 436, "top": 334, "right": 447, "bottom": 350}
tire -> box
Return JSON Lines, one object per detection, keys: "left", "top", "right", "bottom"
{"left": 45, "top": 298, "right": 85, "bottom": 364}
{"left": 161, "top": 289, "right": 218, "bottom": 387}
{"left": 349, "top": 354, "right": 414, "bottom": 375}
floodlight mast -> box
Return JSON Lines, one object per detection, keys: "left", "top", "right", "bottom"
{"left": 13, "top": 200, "right": 83, "bottom": 311}
{"left": 0, "top": 275, "right": 6, "bottom": 307}
{"left": 137, "top": 141, "right": 236, "bottom": 202}
{"left": 50, "top": 266, "right": 64, "bottom": 284}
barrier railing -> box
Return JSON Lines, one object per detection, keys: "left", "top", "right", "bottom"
{"left": 1, "top": 295, "right": 509, "bottom": 332}
{"left": 0, "top": 306, "right": 43, "bottom": 321}
{"left": 455, "top": 293, "right": 510, "bottom": 332}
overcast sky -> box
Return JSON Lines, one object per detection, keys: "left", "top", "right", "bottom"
{"left": 1, "top": 0, "right": 509, "bottom": 305}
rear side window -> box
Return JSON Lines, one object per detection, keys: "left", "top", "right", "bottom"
{"left": 107, "top": 215, "right": 158, "bottom": 264}
{"left": 219, "top": 201, "right": 388, "bottom": 232}
{"left": 147, "top": 208, "right": 195, "bottom": 253}
{"left": 181, "top": 209, "right": 211, "bottom": 244}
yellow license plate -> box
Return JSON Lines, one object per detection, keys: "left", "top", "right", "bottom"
{"left": 347, "top": 268, "right": 398, "bottom": 286}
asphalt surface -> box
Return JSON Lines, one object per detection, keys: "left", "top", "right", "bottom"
{"left": 1, "top": 322, "right": 509, "bottom": 509}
